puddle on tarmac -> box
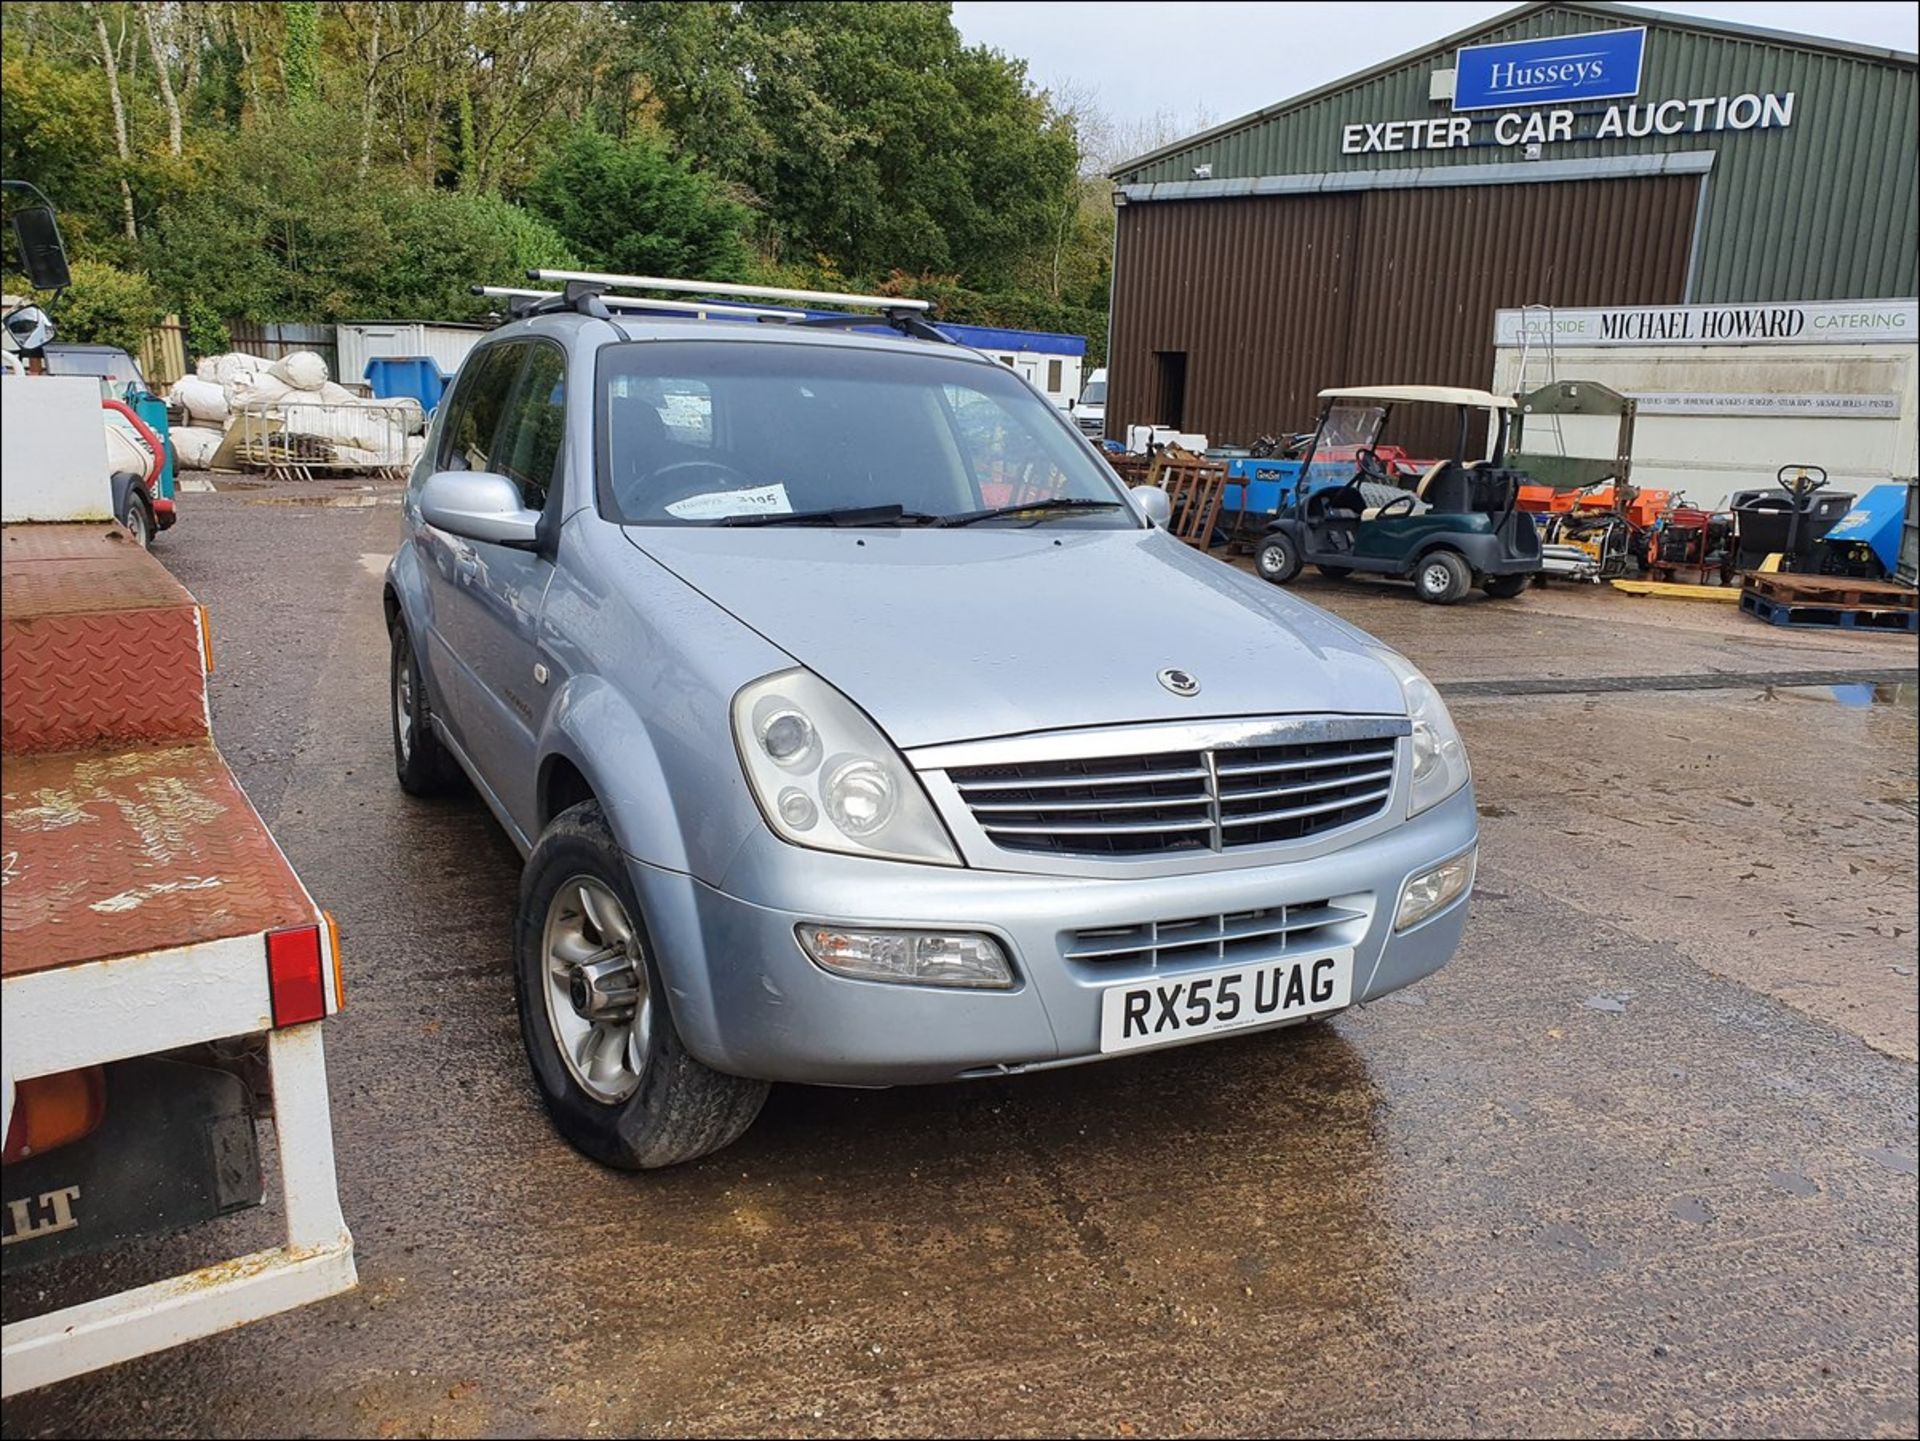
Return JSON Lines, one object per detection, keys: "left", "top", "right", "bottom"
{"left": 1861, "top": 1147, "right": 1919, "bottom": 1176}
{"left": 1767, "top": 1170, "right": 1822, "bottom": 1197}
{"left": 1763, "top": 682, "right": 1918, "bottom": 711}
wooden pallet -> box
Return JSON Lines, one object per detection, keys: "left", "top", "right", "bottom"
{"left": 1739, "top": 589, "right": 1920, "bottom": 633}
{"left": 1610, "top": 579, "right": 1741, "bottom": 602}
{"left": 1742, "top": 570, "right": 1919, "bottom": 613}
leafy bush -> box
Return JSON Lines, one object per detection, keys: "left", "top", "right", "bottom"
{"left": 31, "top": 259, "right": 166, "bottom": 355}
{"left": 369, "top": 189, "right": 577, "bottom": 320}
{"left": 181, "top": 294, "right": 231, "bottom": 359}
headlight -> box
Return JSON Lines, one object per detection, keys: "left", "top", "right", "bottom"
{"left": 1375, "top": 651, "right": 1470, "bottom": 816}
{"left": 732, "top": 669, "right": 960, "bottom": 865}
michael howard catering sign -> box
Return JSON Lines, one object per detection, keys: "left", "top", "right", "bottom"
{"left": 1453, "top": 27, "right": 1647, "bottom": 111}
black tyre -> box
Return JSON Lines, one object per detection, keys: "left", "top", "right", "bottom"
{"left": 389, "top": 621, "right": 465, "bottom": 795}
{"left": 516, "top": 801, "right": 768, "bottom": 1170}
{"left": 121, "top": 485, "right": 154, "bottom": 550}
{"left": 1413, "top": 550, "right": 1473, "bottom": 605}
{"left": 1316, "top": 564, "right": 1354, "bottom": 580}
{"left": 1255, "top": 534, "right": 1302, "bottom": 585}
{"left": 1482, "top": 573, "right": 1532, "bottom": 599}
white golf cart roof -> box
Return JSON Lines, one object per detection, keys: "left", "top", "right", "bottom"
{"left": 1319, "top": 385, "right": 1517, "bottom": 409}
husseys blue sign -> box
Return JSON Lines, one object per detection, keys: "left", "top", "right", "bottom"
{"left": 1453, "top": 27, "right": 1646, "bottom": 111}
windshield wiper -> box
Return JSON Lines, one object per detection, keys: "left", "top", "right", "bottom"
{"left": 935, "top": 498, "right": 1126, "bottom": 528}
{"left": 716, "top": 504, "right": 939, "bottom": 528}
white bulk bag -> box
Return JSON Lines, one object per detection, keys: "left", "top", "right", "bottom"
{"left": 169, "top": 425, "right": 225, "bottom": 470}
{"left": 197, "top": 351, "right": 276, "bottom": 386}
{"left": 228, "top": 372, "right": 295, "bottom": 409}
{"left": 268, "top": 350, "right": 329, "bottom": 391}
{"left": 171, "top": 375, "right": 231, "bottom": 425}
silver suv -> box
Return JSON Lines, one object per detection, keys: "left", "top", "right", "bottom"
{"left": 383, "top": 286, "right": 1477, "bottom": 1169}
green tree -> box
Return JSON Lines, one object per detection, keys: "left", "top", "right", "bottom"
{"left": 729, "top": 3, "right": 1078, "bottom": 287}
{"left": 520, "top": 128, "right": 750, "bottom": 280}
{"left": 283, "top": 1, "right": 318, "bottom": 103}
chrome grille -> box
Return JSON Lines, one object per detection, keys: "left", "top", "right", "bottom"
{"left": 946, "top": 730, "right": 1400, "bottom": 858}
{"left": 1064, "top": 897, "right": 1368, "bottom": 971}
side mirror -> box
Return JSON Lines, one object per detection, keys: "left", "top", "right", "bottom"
{"left": 420, "top": 470, "right": 540, "bottom": 546}
{"left": 3, "top": 304, "right": 56, "bottom": 354}
{"left": 1132, "top": 484, "right": 1172, "bottom": 526}
{"left": 10, "top": 206, "right": 71, "bottom": 292}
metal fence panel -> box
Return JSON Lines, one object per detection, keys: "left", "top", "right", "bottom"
{"left": 229, "top": 399, "right": 418, "bottom": 481}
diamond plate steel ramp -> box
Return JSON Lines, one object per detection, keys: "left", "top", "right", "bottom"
{"left": 1, "top": 742, "right": 318, "bottom": 976}
{"left": 1, "top": 524, "right": 208, "bottom": 754}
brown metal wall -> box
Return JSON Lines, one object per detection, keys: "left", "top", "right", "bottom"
{"left": 1109, "top": 175, "right": 1698, "bottom": 455}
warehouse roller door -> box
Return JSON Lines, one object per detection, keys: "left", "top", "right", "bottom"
{"left": 1108, "top": 174, "right": 1700, "bottom": 454}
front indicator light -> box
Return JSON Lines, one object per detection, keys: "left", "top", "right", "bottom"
{"left": 797, "top": 926, "right": 1014, "bottom": 989}
{"left": 1395, "top": 848, "right": 1476, "bottom": 932}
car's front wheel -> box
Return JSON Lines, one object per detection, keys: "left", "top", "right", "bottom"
{"left": 1482, "top": 573, "right": 1532, "bottom": 599}
{"left": 516, "top": 800, "right": 768, "bottom": 1170}
{"left": 1256, "top": 533, "right": 1302, "bottom": 585}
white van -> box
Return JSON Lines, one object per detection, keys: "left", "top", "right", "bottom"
{"left": 1069, "top": 367, "right": 1106, "bottom": 437}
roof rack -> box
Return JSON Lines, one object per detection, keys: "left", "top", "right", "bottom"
{"left": 528, "top": 268, "right": 933, "bottom": 314}
{"left": 483, "top": 269, "right": 951, "bottom": 344}
{"left": 474, "top": 285, "right": 794, "bottom": 321}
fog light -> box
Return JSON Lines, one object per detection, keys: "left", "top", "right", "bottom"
{"left": 1395, "top": 848, "right": 1476, "bottom": 932}
{"left": 797, "top": 925, "right": 1013, "bottom": 989}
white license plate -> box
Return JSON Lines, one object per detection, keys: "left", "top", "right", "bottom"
{"left": 1098, "top": 950, "right": 1353, "bottom": 1054}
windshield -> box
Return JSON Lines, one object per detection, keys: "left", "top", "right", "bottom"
{"left": 1300, "top": 402, "right": 1386, "bottom": 492}
{"left": 1080, "top": 380, "right": 1106, "bottom": 405}
{"left": 598, "top": 341, "right": 1132, "bottom": 527}
{"left": 44, "top": 347, "right": 143, "bottom": 392}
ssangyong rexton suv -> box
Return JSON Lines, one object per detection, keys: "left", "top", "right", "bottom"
{"left": 384, "top": 286, "right": 1476, "bottom": 1168}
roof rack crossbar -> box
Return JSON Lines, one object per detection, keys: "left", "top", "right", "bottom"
{"left": 790, "top": 311, "right": 954, "bottom": 344}
{"left": 475, "top": 285, "right": 793, "bottom": 321}
{"left": 472, "top": 281, "right": 612, "bottom": 320}
{"left": 528, "top": 268, "right": 933, "bottom": 315}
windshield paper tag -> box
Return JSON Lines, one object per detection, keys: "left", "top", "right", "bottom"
{"left": 665, "top": 483, "right": 793, "bottom": 520}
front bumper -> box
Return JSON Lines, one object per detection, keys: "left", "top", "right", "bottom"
{"left": 630, "top": 785, "right": 1477, "bottom": 1086}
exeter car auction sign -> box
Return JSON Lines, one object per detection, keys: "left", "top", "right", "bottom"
{"left": 1492, "top": 299, "right": 1920, "bottom": 349}
{"left": 1340, "top": 26, "right": 1797, "bottom": 155}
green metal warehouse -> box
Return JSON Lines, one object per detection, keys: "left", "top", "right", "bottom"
{"left": 1103, "top": 1, "right": 1918, "bottom": 450}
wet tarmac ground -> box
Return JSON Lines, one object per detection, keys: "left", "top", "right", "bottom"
{"left": 6, "top": 478, "right": 1917, "bottom": 1438}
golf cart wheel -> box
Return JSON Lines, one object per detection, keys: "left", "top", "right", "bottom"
{"left": 1482, "top": 573, "right": 1531, "bottom": 599}
{"left": 1255, "top": 534, "right": 1302, "bottom": 585}
{"left": 1316, "top": 565, "right": 1354, "bottom": 580}
{"left": 1414, "top": 551, "right": 1473, "bottom": 605}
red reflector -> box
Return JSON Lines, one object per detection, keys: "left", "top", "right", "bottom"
{"left": 267, "top": 925, "right": 327, "bottom": 1027}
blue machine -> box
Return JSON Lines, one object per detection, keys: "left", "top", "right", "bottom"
{"left": 1820, "top": 483, "right": 1912, "bottom": 578}
{"left": 1220, "top": 457, "right": 1303, "bottom": 520}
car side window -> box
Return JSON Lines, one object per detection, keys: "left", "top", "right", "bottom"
{"left": 437, "top": 343, "right": 523, "bottom": 476}
{"left": 493, "top": 343, "right": 566, "bottom": 512}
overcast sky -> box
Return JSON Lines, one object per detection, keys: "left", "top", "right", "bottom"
{"left": 951, "top": 2, "right": 1919, "bottom": 142}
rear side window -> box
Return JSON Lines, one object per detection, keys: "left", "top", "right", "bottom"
{"left": 493, "top": 343, "right": 566, "bottom": 511}
{"left": 438, "top": 343, "right": 523, "bottom": 475}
